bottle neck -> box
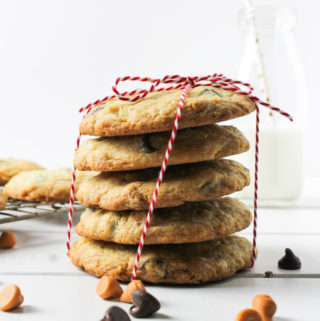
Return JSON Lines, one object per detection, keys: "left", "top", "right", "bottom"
{"left": 238, "top": 5, "right": 296, "bottom": 34}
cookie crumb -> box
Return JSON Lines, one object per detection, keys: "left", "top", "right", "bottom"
{"left": 264, "top": 271, "right": 273, "bottom": 278}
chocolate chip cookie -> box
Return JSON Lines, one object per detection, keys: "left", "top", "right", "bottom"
{"left": 76, "top": 159, "right": 250, "bottom": 210}
{"left": 0, "top": 190, "right": 7, "bottom": 210}
{"left": 0, "top": 158, "right": 44, "bottom": 185}
{"left": 75, "top": 197, "right": 252, "bottom": 244}
{"left": 80, "top": 86, "right": 255, "bottom": 137}
{"left": 69, "top": 235, "right": 252, "bottom": 284}
{"left": 75, "top": 125, "right": 249, "bottom": 172}
{"left": 4, "top": 169, "right": 96, "bottom": 202}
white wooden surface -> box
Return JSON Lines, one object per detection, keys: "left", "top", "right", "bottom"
{"left": 0, "top": 178, "right": 319, "bottom": 321}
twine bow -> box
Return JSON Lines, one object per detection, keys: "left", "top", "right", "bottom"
{"left": 67, "top": 74, "right": 293, "bottom": 279}
{"left": 79, "top": 74, "right": 292, "bottom": 118}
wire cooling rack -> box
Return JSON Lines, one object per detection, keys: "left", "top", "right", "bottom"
{"left": 0, "top": 199, "right": 84, "bottom": 224}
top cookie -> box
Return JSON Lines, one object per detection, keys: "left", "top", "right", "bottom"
{"left": 0, "top": 158, "right": 44, "bottom": 185}
{"left": 75, "top": 125, "right": 249, "bottom": 172}
{"left": 4, "top": 169, "right": 96, "bottom": 202}
{"left": 76, "top": 159, "right": 250, "bottom": 211}
{"left": 80, "top": 86, "right": 255, "bottom": 136}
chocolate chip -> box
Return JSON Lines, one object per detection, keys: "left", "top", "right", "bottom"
{"left": 278, "top": 248, "right": 301, "bottom": 270}
{"left": 200, "top": 181, "right": 219, "bottom": 197}
{"left": 129, "top": 290, "right": 160, "bottom": 318}
{"left": 139, "top": 135, "right": 157, "bottom": 154}
{"left": 91, "top": 105, "right": 104, "bottom": 116}
{"left": 101, "top": 306, "right": 131, "bottom": 321}
{"left": 111, "top": 220, "right": 119, "bottom": 234}
{"left": 200, "top": 88, "right": 222, "bottom": 97}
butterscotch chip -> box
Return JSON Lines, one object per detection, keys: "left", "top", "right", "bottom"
{"left": 252, "top": 294, "right": 277, "bottom": 321}
{"left": 0, "top": 190, "right": 7, "bottom": 210}
{"left": 69, "top": 235, "right": 252, "bottom": 284}
{"left": 75, "top": 198, "right": 252, "bottom": 244}
{"left": 0, "top": 231, "right": 17, "bottom": 249}
{"left": 4, "top": 169, "right": 97, "bottom": 202}
{"left": 0, "top": 158, "right": 44, "bottom": 185}
{"left": 76, "top": 159, "right": 249, "bottom": 211}
{"left": 0, "top": 284, "right": 23, "bottom": 311}
{"left": 18, "top": 294, "right": 24, "bottom": 305}
{"left": 235, "top": 308, "right": 263, "bottom": 321}
{"left": 120, "top": 280, "right": 145, "bottom": 303}
{"left": 96, "top": 275, "right": 123, "bottom": 300}
{"left": 75, "top": 125, "right": 249, "bottom": 171}
{"left": 79, "top": 86, "right": 255, "bottom": 136}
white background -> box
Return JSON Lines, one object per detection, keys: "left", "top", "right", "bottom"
{"left": 0, "top": 0, "right": 319, "bottom": 178}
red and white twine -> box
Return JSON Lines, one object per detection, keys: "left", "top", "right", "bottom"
{"left": 66, "top": 108, "right": 92, "bottom": 252}
{"left": 251, "top": 105, "right": 260, "bottom": 266}
{"left": 66, "top": 74, "right": 293, "bottom": 275}
{"left": 131, "top": 84, "right": 191, "bottom": 280}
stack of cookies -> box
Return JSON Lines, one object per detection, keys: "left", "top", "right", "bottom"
{"left": 69, "top": 86, "right": 255, "bottom": 284}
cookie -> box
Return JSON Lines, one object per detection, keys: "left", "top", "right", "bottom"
{"left": 76, "top": 159, "right": 250, "bottom": 210}
{"left": 0, "top": 190, "right": 7, "bottom": 210}
{"left": 69, "top": 235, "right": 252, "bottom": 284}
{"left": 4, "top": 169, "right": 97, "bottom": 202}
{"left": 0, "top": 158, "right": 44, "bottom": 185}
{"left": 75, "top": 125, "right": 249, "bottom": 172}
{"left": 75, "top": 197, "right": 252, "bottom": 244}
{"left": 80, "top": 86, "right": 255, "bottom": 137}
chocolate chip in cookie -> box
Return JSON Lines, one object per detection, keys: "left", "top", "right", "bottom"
{"left": 139, "top": 135, "right": 157, "bottom": 154}
{"left": 200, "top": 181, "right": 220, "bottom": 197}
{"left": 200, "top": 88, "right": 222, "bottom": 97}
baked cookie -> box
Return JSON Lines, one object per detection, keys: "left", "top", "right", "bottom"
{"left": 0, "top": 190, "right": 7, "bottom": 210}
{"left": 4, "top": 169, "right": 96, "bottom": 202}
{"left": 69, "top": 235, "right": 252, "bottom": 284}
{"left": 75, "top": 125, "right": 249, "bottom": 172}
{"left": 0, "top": 158, "right": 44, "bottom": 185}
{"left": 80, "top": 86, "right": 255, "bottom": 137}
{"left": 76, "top": 159, "right": 250, "bottom": 211}
{"left": 75, "top": 197, "right": 252, "bottom": 244}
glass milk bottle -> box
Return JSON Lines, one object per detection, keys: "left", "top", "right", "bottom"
{"left": 231, "top": 5, "right": 307, "bottom": 206}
